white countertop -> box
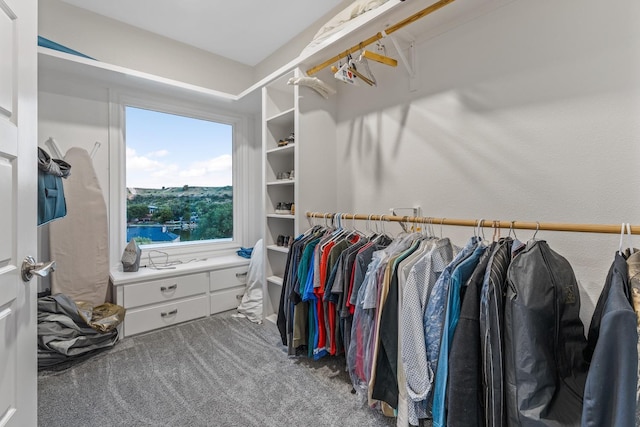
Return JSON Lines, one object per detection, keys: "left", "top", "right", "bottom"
{"left": 110, "top": 254, "right": 250, "bottom": 286}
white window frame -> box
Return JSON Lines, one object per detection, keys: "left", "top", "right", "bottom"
{"left": 108, "top": 90, "right": 249, "bottom": 269}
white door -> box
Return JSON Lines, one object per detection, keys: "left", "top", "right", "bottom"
{"left": 0, "top": 0, "right": 38, "bottom": 425}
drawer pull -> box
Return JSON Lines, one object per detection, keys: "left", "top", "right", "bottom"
{"left": 235, "top": 272, "right": 248, "bottom": 278}
{"left": 160, "top": 284, "right": 178, "bottom": 292}
{"left": 161, "top": 309, "right": 178, "bottom": 317}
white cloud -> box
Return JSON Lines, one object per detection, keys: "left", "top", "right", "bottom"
{"left": 127, "top": 151, "right": 232, "bottom": 188}
{"left": 147, "top": 149, "right": 169, "bottom": 157}
{"left": 126, "top": 147, "right": 164, "bottom": 172}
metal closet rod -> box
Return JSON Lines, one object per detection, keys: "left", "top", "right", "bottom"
{"left": 305, "top": 212, "right": 640, "bottom": 235}
{"left": 306, "top": 0, "right": 456, "bottom": 76}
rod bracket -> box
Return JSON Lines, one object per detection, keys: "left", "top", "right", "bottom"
{"left": 382, "top": 31, "right": 417, "bottom": 91}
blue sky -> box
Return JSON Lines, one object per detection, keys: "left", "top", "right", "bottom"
{"left": 125, "top": 106, "right": 232, "bottom": 188}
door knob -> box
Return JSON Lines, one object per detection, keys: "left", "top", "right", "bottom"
{"left": 21, "top": 256, "right": 56, "bottom": 282}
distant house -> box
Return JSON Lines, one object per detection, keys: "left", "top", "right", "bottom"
{"left": 127, "top": 225, "right": 179, "bottom": 243}
{"left": 148, "top": 205, "right": 158, "bottom": 214}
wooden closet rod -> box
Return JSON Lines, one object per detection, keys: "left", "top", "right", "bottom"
{"left": 306, "top": 212, "right": 640, "bottom": 235}
{"left": 306, "top": 0, "right": 456, "bottom": 76}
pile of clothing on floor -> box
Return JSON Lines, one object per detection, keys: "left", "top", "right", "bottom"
{"left": 37, "top": 293, "right": 125, "bottom": 369}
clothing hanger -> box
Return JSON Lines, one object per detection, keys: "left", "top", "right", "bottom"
{"left": 618, "top": 222, "right": 632, "bottom": 256}
{"left": 492, "top": 220, "right": 501, "bottom": 242}
{"left": 333, "top": 61, "right": 360, "bottom": 86}
{"left": 350, "top": 214, "right": 365, "bottom": 238}
{"left": 356, "top": 41, "right": 397, "bottom": 68}
{"left": 307, "top": 212, "right": 315, "bottom": 229}
{"left": 344, "top": 54, "right": 375, "bottom": 87}
{"left": 361, "top": 50, "right": 398, "bottom": 67}
{"left": 477, "top": 218, "right": 491, "bottom": 246}
{"left": 338, "top": 55, "right": 375, "bottom": 86}
{"left": 355, "top": 50, "right": 377, "bottom": 87}
{"left": 508, "top": 221, "right": 518, "bottom": 240}
{"left": 323, "top": 213, "right": 348, "bottom": 249}
{"left": 347, "top": 65, "right": 375, "bottom": 86}
{"left": 532, "top": 222, "right": 541, "bottom": 241}
{"left": 90, "top": 141, "right": 101, "bottom": 160}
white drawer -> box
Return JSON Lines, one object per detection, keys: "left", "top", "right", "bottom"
{"left": 210, "top": 285, "right": 246, "bottom": 314}
{"left": 124, "top": 295, "right": 208, "bottom": 337}
{"left": 123, "top": 273, "right": 208, "bottom": 309}
{"left": 210, "top": 265, "right": 248, "bottom": 292}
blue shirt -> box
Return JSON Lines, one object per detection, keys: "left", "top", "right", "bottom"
{"left": 423, "top": 237, "right": 479, "bottom": 408}
{"left": 431, "top": 243, "right": 486, "bottom": 427}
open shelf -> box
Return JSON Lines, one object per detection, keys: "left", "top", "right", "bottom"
{"left": 267, "top": 245, "right": 290, "bottom": 254}
{"left": 266, "top": 180, "right": 295, "bottom": 186}
{"left": 266, "top": 214, "right": 295, "bottom": 220}
{"left": 266, "top": 144, "right": 295, "bottom": 155}
{"left": 266, "top": 107, "right": 295, "bottom": 124}
{"left": 267, "top": 276, "right": 284, "bottom": 287}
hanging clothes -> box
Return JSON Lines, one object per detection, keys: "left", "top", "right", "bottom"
{"left": 396, "top": 237, "right": 437, "bottom": 427}
{"left": 504, "top": 240, "right": 588, "bottom": 426}
{"left": 371, "top": 238, "right": 421, "bottom": 408}
{"left": 277, "top": 228, "right": 323, "bottom": 353}
{"left": 402, "top": 238, "right": 459, "bottom": 425}
{"left": 277, "top": 218, "right": 638, "bottom": 427}
{"left": 366, "top": 234, "right": 418, "bottom": 411}
{"left": 431, "top": 242, "right": 487, "bottom": 427}
{"left": 447, "top": 244, "right": 494, "bottom": 427}
{"left": 424, "top": 237, "right": 479, "bottom": 412}
{"left": 581, "top": 253, "right": 637, "bottom": 426}
{"left": 479, "top": 237, "right": 517, "bottom": 427}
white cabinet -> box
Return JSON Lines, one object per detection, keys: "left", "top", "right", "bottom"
{"left": 261, "top": 68, "right": 337, "bottom": 322}
{"left": 111, "top": 256, "right": 249, "bottom": 337}
{"left": 123, "top": 294, "right": 209, "bottom": 337}
{"left": 121, "top": 273, "right": 209, "bottom": 309}
{"left": 209, "top": 264, "right": 249, "bottom": 314}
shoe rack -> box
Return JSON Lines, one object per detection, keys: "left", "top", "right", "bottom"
{"left": 261, "top": 68, "right": 337, "bottom": 322}
{"left": 263, "top": 70, "right": 296, "bottom": 323}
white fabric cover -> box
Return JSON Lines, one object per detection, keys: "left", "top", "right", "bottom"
{"left": 49, "top": 147, "right": 109, "bottom": 306}
{"left": 302, "top": 0, "right": 390, "bottom": 55}
{"left": 235, "top": 239, "right": 264, "bottom": 323}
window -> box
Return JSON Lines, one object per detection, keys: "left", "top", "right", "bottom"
{"left": 125, "top": 106, "right": 234, "bottom": 246}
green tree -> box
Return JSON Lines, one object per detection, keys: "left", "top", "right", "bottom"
{"left": 183, "top": 207, "right": 191, "bottom": 222}
{"left": 192, "top": 202, "right": 233, "bottom": 240}
{"left": 153, "top": 206, "right": 174, "bottom": 223}
{"left": 127, "top": 204, "right": 150, "bottom": 222}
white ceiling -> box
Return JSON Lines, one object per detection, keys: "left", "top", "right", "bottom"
{"left": 59, "top": 0, "right": 346, "bottom": 66}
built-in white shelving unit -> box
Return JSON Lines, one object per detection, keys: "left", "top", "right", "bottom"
{"left": 262, "top": 71, "right": 296, "bottom": 319}
{"left": 261, "top": 68, "right": 338, "bottom": 321}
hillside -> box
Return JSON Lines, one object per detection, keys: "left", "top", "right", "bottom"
{"left": 127, "top": 185, "right": 232, "bottom": 201}
{"left": 127, "top": 185, "right": 233, "bottom": 242}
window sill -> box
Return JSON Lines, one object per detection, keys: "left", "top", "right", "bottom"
{"left": 110, "top": 253, "right": 249, "bottom": 286}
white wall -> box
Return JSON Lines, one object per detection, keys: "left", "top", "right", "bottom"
{"left": 39, "top": 0, "right": 254, "bottom": 95}
{"left": 332, "top": 0, "right": 640, "bottom": 323}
